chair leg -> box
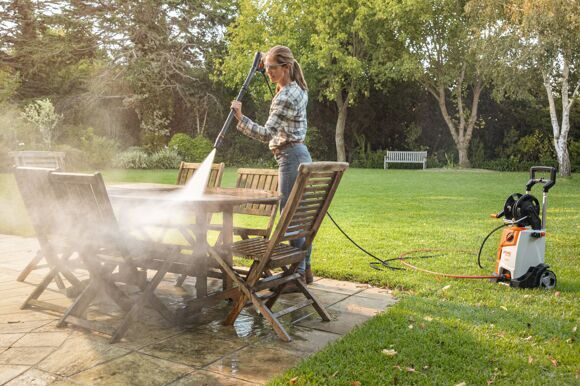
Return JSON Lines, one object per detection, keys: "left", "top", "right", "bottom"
{"left": 175, "top": 274, "right": 187, "bottom": 287}
{"left": 265, "top": 263, "right": 299, "bottom": 309}
{"left": 296, "top": 280, "right": 331, "bottom": 322}
{"left": 111, "top": 256, "right": 175, "bottom": 343}
{"left": 57, "top": 283, "right": 98, "bottom": 327}
{"left": 21, "top": 266, "right": 59, "bottom": 309}
{"left": 224, "top": 296, "right": 247, "bottom": 326}
{"left": 53, "top": 273, "right": 66, "bottom": 290}
{"left": 16, "top": 250, "right": 44, "bottom": 282}
{"left": 251, "top": 297, "right": 291, "bottom": 342}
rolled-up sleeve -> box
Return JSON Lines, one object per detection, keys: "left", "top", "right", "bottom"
{"left": 237, "top": 94, "right": 291, "bottom": 144}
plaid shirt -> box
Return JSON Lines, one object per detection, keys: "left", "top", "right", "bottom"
{"left": 237, "top": 81, "right": 308, "bottom": 150}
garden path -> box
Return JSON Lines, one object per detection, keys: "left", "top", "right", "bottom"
{"left": 0, "top": 235, "right": 397, "bottom": 385}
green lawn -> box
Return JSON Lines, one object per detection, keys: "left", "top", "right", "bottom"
{"left": 1, "top": 168, "right": 578, "bottom": 384}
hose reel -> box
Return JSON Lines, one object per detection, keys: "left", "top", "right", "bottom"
{"left": 502, "top": 193, "right": 541, "bottom": 230}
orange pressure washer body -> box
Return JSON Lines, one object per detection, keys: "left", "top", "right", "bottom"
{"left": 490, "top": 166, "right": 557, "bottom": 289}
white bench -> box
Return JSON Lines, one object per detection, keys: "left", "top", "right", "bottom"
{"left": 384, "top": 151, "right": 427, "bottom": 170}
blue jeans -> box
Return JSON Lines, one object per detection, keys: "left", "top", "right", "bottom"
{"left": 275, "top": 143, "right": 312, "bottom": 274}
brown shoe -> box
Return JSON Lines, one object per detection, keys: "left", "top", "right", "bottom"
{"left": 305, "top": 267, "right": 314, "bottom": 284}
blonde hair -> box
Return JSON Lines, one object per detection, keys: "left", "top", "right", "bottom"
{"left": 266, "top": 45, "right": 308, "bottom": 92}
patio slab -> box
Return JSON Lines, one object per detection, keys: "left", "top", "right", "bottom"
{"left": 0, "top": 235, "right": 397, "bottom": 384}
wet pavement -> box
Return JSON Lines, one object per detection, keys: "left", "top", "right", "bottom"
{"left": 0, "top": 235, "right": 397, "bottom": 385}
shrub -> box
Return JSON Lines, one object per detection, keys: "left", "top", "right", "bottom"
{"left": 146, "top": 148, "right": 181, "bottom": 169}
{"left": 351, "top": 149, "right": 384, "bottom": 168}
{"left": 480, "top": 157, "right": 558, "bottom": 172}
{"left": 80, "top": 128, "right": 119, "bottom": 169}
{"left": 113, "top": 148, "right": 149, "bottom": 169}
{"left": 351, "top": 132, "right": 384, "bottom": 168}
{"left": 53, "top": 144, "right": 85, "bottom": 171}
{"left": 569, "top": 140, "right": 580, "bottom": 172}
{"left": 141, "top": 110, "right": 170, "bottom": 153}
{"left": 21, "top": 98, "right": 62, "bottom": 149}
{"left": 169, "top": 133, "right": 194, "bottom": 159}
{"left": 305, "top": 126, "right": 329, "bottom": 161}
{"left": 169, "top": 133, "right": 213, "bottom": 162}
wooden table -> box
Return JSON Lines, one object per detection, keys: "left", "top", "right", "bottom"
{"left": 107, "top": 184, "right": 280, "bottom": 309}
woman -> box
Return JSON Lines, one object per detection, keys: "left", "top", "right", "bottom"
{"left": 231, "top": 45, "right": 313, "bottom": 289}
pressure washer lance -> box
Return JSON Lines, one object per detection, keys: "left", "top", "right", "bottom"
{"left": 213, "top": 52, "right": 265, "bottom": 149}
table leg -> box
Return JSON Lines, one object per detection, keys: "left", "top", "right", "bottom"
{"left": 222, "top": 208, "right": 233, "bottom": 291}
{"left": 195, "top": 211, "right": 208, "bottom": 298}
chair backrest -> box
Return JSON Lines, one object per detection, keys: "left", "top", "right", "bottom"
{"left": 10, "top": 151, "right": 66, "bottom": 170}
{"left": 235, "top": 168, "right": 279, "bottom": 216}
{"left": 268, "top": 162, "right": 348, "bottom": 251}
{"left": 49, "top": 171, "right": 120, "bottom": 249}
{"left": 176, "top": 161, "right": 225, "bottom": 188}
{"left": 14, "top": 167, "right": 65, "bottom": 240}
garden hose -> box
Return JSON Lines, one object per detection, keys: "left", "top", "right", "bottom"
{"left": 476, "top": 223, "right": 507, "bottom": 269}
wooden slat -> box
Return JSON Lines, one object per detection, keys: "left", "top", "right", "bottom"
{"left": 273, "top": 299, "right": 314, "bottom": 318}
{"left": 176, "top": 162, "right": 224, "bottom": 187}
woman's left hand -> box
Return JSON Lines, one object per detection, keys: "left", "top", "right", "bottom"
{"left": 231, "top": 101, "right": 243, "bottom": 121}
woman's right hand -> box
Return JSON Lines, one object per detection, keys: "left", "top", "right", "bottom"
{"left": 231, "top": 101, "right": 243, "bottom": 121}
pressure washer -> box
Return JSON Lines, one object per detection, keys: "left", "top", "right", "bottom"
{"left": 369, "top": 166, "right": 559, "bottom": 289}
{"left": 483, "top": 166, "right": 558, "bottom": 289}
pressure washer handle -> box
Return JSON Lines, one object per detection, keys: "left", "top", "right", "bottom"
{"left": 213, "top": 51, "right": 263, "bottom": 149}
{"left": 526, "top": 166, "right": 557, "bottom": 193}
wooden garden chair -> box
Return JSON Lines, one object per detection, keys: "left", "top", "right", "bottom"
{"left": 176, "top": 161, "right": 225, "bottom": 188}
{"left": 10, "top": 150, "right": 66, "bottom": 170}
{"left": 14, "top": 156, "right": 67, "bottom": 283}
{"left": 231, "top": 168, "right": 279, "bottom": 239}
{"left": 14, "top": 167, "right": 85, "bottom": 313}
{"left": 206, "top": 168, "right": 279, "bottom": 281}
{"left": 49, "top": 171, "right": 194, "bottom": 343}
{"left": 209, "top": 162, "right": 349, "bottom": 342}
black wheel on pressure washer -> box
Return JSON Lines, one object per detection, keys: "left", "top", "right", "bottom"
{"left": 538, "top": 270, "right": 557, "bottom": 289}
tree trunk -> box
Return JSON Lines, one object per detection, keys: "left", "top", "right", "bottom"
{"left": 543, "top": 57, "right": 577, "bottom": 177}
{"left": 425, "top": 70, "right": 483, "bottom": 169}
{"left": 335, "top": 90, "right": 349, "bottom": 162}
{"left": 457, "top": 143, "right": 469, "bottom": 168}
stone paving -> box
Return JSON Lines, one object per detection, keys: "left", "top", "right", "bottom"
{"left": 0, "top": 235, "right": 397, "bottom": 385}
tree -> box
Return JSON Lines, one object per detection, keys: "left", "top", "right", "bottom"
{"left": 302, "top": 0, "right": 376, "bottom": 162}
{"left": 218, "top": 0, "right": 385, "bottom": 162}
{"left": 22, "top": 98, "right": 62, "bottom": 149}
{"left": 470, "top": 0, "right": 579, "bottom": 176}
{"left": 78, "top": 0, "right": 235, "bottom": 137}
{"left": 375, "top": 0, "right": 492, "bottom": 167}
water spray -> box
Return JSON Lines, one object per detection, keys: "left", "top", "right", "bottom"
{"left": 213, "top": 52, "right": 265, "bottom": 149}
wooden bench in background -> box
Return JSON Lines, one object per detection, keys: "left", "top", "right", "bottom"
{"left": 10, "top": 151, "right": 66, "bottom": 170}
{"left": 384, "top": 150, "right": 427, "bottom": 170}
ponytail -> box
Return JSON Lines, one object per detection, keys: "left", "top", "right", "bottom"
{"left": 291, "top": 60, "right": 308, "bottom": 91}
{"left": 267, "top": 45, "right": 308, "bottom": 92}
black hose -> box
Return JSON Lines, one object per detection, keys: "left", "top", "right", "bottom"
{"left": 326, "top": 212, "right": 400, "bottom": 270}
{"left": 476, "top": 216, "right": 530, "bottom": 269}
{"left": 326, "top": 212, "right": 438, "bottom": 271}
{"left": 476, "top": 223, "right": 506, "bottom": 269}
